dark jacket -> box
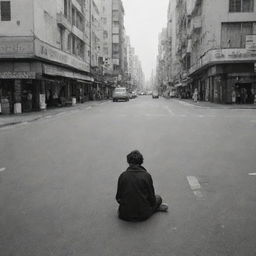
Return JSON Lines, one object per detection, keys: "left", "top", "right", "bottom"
{"left": 116, "top": 165, "right": 156, "bottom": 221}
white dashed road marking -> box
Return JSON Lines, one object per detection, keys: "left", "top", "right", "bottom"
{"left": 86, "top": 106, "right": 92, "bottom": 109}
{"left": 187, "top": 176, "right": 201, "bottom": 190}
{"left": 193, "top": 190, "right": 204, "bottom": 199}
{"left": 187, "top": 176, "right": 205, "bottom": 200}
{"left": 0, "top": 167, "right": 6, "bottom": 172}
{"left": 166, "top": 106, "right": 174, "bottom": 116}
{"left": 248, "top": 173, "right": 256, "bottom": 176}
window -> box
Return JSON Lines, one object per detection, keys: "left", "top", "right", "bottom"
{"left": 64, "top": 0, "right": 68, "bottom": 17}
{"left": 113, "top": 35, "right": 119, "bottom": 43}
{"left": 103, "top": 47, "right": 109, "bottom": 55}
{"left": 103, "top": 30, "right": 108, "bottom": 39}
{"left": 72, "top": 35, "right": 76, "bottom": 54}
{"left": 0, "top": 1, "right": 11, "bottom": 21}
{"left": 221, "top": 22, "right": 255, "bottom": 48}
{"left": 229, "top": 0, "right": 254, "bottom": 12}
{"left": 72, "top": 7, "right": 75, "bottom": 25}
{"left": 67, "top": 34, "right": 72, "bottom": 51}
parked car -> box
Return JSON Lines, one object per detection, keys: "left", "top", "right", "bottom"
{"left": 112, "top": 87, "right": 129, "bottom": 102}
{"left": 170, "top": 89, "right": 177, "bottom": 98}
{"left": 152, "top": 91, "right": 159, "bottom": 99}
{"left": 131, "top": 91, "right": 137, "bottom": 98}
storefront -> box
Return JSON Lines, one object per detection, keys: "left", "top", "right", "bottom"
{"left": 190, "top": 63, "right": 256, "bottom": 104}
{"left": 0, "top": 71, "right": 39, "bottom": 114}
{"left": 0, "top": 37, "right": 94, "bottom": 114}
{"left": 0, "top": 61, "right": 94, "bottom": 114}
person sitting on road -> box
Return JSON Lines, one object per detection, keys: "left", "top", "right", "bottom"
{"left": 116, "top": 150, "right": 168, "bottom": 222}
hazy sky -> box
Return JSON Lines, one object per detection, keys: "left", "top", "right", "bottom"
{"left": 122, "top": 0, "right": 169, "bottom": 80}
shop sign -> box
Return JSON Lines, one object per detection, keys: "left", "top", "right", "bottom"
{"left": 43, "top": 64, "right": 74, "bottom": 78}
{"left": 190, "top": 48, "right": 256, "bottom": 74}
{"left": 246, "top": 35, "right": 256, "bottom": 53}
{"left": 34, "top": 39, "right": 90, "bottom": 73}
{"left": 0, "top": 72, "right": 36, "bottom": 79}
{"left": 0, "top": 37, "right": 34, "bottom": 58}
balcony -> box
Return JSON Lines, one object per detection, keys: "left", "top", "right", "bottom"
{"left": 192, "top": 16, "right": 202, "bottom": 31}
{"left": 57, "top": 13, "right": 72, "bottom": 31}
{"left": 72, "top": 26, "right": 84, "bottom": 41}
{"left": 72, "top": 0, "right": 83, "bottom": 14}
{"left": 189, "top": 48, "right": 256, "bottom": 75}
{"left": 113, "top": 26, "right": 119, "bottom": 34}
{"left": 191, "top": 0, "right": 202, "bottom": 16}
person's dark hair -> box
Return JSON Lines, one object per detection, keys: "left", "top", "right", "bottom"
{"left": 127, "top": 150, "right": 144, "bottom": 165}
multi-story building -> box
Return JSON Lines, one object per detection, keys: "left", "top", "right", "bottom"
{"left": 132, "top": 55, "right": 145, "bottom": 91}
{"left": 0, "top": 0, "right": 94, "bottom": 114}
{"left": 90, "top": 0, "right": 102, "bottom": 69}
{"left": 100, "top": 0, "right": 113, "bottom": 75}
{"left": 189, "top": 0, "right": 256, "bottom": 104}
{"left": 156, "top": 28, "right": 171, "bottom": 95}
{"left": 125, "top": 36, "right": 133, "bottom": 90}
{"left": 167, "top": 0, "right": 256, "bottom": 104}
{"left": 112, "top": 0, "right": 125, "bottom": 81}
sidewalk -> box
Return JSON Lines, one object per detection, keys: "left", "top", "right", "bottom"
{"left": 175, "top": 99, "right": 256, "bottom": 109}
{"left": 0, "top": 100, "right": 109, "bottom": 128}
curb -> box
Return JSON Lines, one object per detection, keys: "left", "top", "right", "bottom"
{"left": 0, "top": 100, "right": 109, "bottom": 129}
{"left": 175, "top": 99, "right": 256, "bottom": 109}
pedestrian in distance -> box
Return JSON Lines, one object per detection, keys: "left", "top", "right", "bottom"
{"left": 193, "top": 88, "right": 198, "bottom": 102}
{"left": 232, "top": 90, "right": 236, "bottom": 104}
{"left": 116, "top": 150, "right": 168, "bottom": 222}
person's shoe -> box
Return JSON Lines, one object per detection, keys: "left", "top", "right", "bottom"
{"left": 158, "top": 203, "right": 168, "bottom": 212}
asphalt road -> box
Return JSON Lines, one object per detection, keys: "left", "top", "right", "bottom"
{"left": 0, "top": 97, "right": 256, "bottom": 256}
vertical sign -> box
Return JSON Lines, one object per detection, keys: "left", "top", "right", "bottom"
{"left": 246, "top": 35, "right": 256, "bottom": 53}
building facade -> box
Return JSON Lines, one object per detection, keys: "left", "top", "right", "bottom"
{"left": 164, "top": 0, "right": 256, "bottom": 104}
{"left": 0, "top": 0, "right": 95, "bottom": 114}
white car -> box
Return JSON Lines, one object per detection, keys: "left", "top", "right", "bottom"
{"left": 112, "top": 87, "right": 129, "bottom": 102}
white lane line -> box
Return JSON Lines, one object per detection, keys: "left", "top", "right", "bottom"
{"left": 56, "top": 112, "right": 66, "bottom": 116}
{"left": 198, "top": 115, "right": 204, "bottom": 118}
{"left": 187, "top": 176, "right": 205, "bottom": 200}
{"left": 86, "top": 106, "right": 92, "bottom": 109}
{"left": 248, "top": 173, "right": 256, "bottom": 176}
{"left": 146, "top": 114, "right": 166, "bottom": 117}
{"left": 187, "top": 176, "right": 201, "bottom": 190}
{"left": 166, "top": 106, "right": 174, "bottom": 116}
{"left": 0, "top": 126, "right": 15, "bottom": 131}
{"left": 45, "top": 115, "right": 52, "bottom": 119}
{"left": 193, "top": 190, "right": 204, "bottom": 199}
{"left": 0, "top": 167, "right": 6, "bottom": 172}
{"left": 71, "top": 110, "right": 80, "bottom": 114}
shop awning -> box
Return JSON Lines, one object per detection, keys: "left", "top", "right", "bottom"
{"left": 77, "top": 79, "right": 93, "bottom": 84}
{"left": 174, "top": 83, "right": 183, "bottom": 88}
{"left": 43, "top": 64, "right": 94, "bottom": 82}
